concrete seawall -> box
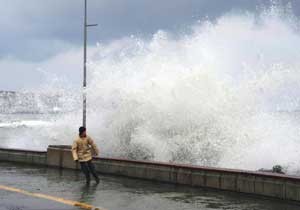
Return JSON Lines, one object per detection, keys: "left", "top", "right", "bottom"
{"left": 0, "top": 148, "right": 47, "bottom": 165}
{"left": 1, "top": 145, "right": 300, "bottom": 202}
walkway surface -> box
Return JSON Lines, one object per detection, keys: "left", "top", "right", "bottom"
{"left": 0, "top": 161, "right": 300, "bottom": 210}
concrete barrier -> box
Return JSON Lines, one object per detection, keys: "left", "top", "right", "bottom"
{"left": 1, "top": 145, "right": 300, "bottom": 202}
{"left": 47, "top": 145, "right": 79, "bottom": 169}
{"left": 0, "top": 148, "right": 47, "bottom": 166}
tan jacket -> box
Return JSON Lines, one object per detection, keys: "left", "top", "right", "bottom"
{"left": 71, "top": 135, "right": 99, "bottom": 162}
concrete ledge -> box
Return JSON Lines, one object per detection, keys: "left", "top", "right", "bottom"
{"left": 46, "top": 146, "right": 79, "bottom": 169}
{"left": 1, "top": 145, "right": 300, "bottom": 203}
{"left": 0, "top": 148, "right": 47, "bottom": 166}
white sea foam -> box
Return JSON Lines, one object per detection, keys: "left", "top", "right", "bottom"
{"left": 84, "top": 4, "right": 300, "bottom": 173}
{"left": 0, "top": 120, "right": 52, "bottom": 128}
{"left": 3, "top": 3, "right": 300, "bottom": 174}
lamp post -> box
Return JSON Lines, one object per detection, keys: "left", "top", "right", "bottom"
{"left": 83, "top": 0, "right": 97, "bottom": 127}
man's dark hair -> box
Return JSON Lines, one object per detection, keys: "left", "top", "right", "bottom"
{"left": 79, "top": 126, "right": 86, "bottom": 135}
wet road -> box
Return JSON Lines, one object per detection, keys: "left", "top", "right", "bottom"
{"left": 1, "top": 190, "right": 79, "bottom": 210}
{"left": 0, "top": 162, "right": 300, "bottom": 210}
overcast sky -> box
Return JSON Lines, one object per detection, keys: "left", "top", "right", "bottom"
{"left": 1, "top": 0, "right": 299, "bottom": 91}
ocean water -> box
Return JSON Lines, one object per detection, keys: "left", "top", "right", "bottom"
{"left": 2, "top": 3, "right": 300, "bottom": 174}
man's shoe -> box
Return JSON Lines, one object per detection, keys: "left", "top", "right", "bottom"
{"left": 95, "top": 177, "right": 100, "bottom": 184}
{"left": 86, "top": 178, "right": 91, "bottom": 185}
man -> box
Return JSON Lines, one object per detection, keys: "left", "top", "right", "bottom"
{"left": 72, "top": 126, "right": 100, "bottom": 184}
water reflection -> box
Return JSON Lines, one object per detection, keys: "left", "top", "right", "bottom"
{"left": 79, "top": 184, "right": 98, "bottom": 203}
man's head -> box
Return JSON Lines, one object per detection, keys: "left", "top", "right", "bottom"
{"left": 79, "top": 126, "right": 86, "bottom": 137}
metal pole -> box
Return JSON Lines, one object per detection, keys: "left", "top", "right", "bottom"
{"left": 83, "top": 0, "right": 87, "bottom": 127}
{"left": 82, "top": 0, "right": 97, "bottom": 128}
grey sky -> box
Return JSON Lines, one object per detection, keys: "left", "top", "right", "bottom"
{"left": 0, "top": 0, "right": 299, "bottom": 90}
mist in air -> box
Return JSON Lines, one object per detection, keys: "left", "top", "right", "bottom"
{"left": 2, "top": 3, "right": 300, "bottom": 174}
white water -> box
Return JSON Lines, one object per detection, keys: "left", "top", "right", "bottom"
{"left": 0, "top": 120, "right": 52, "bottom": 128}
{"left": 3, "top": 3, "right": 300, "bottom": 174}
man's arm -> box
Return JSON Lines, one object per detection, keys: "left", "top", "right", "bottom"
{"left": 71, "top": 140, "right": 79, "bottom": 161}
{"left": 88, "top": 137, "right": 99, "bottom": 156}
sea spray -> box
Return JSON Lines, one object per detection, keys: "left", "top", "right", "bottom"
{"left": 86, "top": 4, "right": 300, "bottom": 172}
{"left": 2, "top": 3, "right": 300, "bottom": 174}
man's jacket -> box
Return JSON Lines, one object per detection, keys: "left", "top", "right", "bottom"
{"left": 72, "top": 135, "right": 99, "bottom": 162}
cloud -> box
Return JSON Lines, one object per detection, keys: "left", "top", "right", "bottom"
{"left": 0, "top": 58, "right": 40, "bottom": 90}
{"left": 0, "top": 0, "right": 275, "bottom": 61}
{"left": 0, "top": 46, "right": 84, "bottom": 90}
{"left": 1, "top": 0, "right": 299, "bottom": 90}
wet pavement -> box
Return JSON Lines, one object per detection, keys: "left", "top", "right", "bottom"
{"left": 1, "top": 190, "right": 78, "bottom": 210}
{"left": 0, "top": 161, "right": 300, "bottom": 210}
